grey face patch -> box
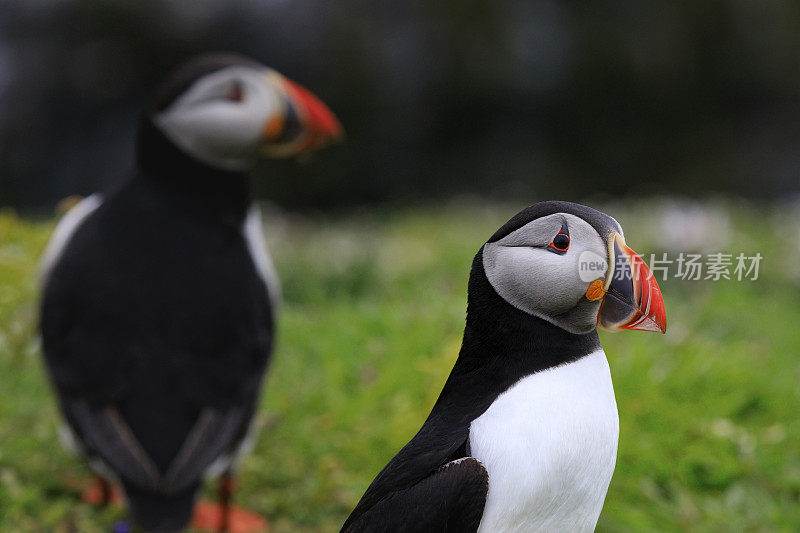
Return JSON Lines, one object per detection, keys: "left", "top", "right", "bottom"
{"left": 483, "top": 213, "right": 610, "bottom": 334}
{"left": 154, "top": 66, "right": 282, "bottom": 171}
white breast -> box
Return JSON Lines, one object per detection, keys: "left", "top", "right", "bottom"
{"left": 39, "top": 194, "right": 103, "bottom": 283}
{"left": 242, "top": 204, "right": 281, "bottom": 307}
{"left": 470, "top": 349, "right": 619, "bottom": 533}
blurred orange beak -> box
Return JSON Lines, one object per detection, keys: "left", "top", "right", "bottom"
{"left": 261, "top": 73, "right": 344, "bottom": 158}
{"left": 281, "top": 77, "right": 344, "bottom": 151}
{"left": 597, "top": 234, "right": 667, "bottom": 333}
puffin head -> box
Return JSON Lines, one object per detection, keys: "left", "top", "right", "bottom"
{"left": 146, "top": 53, "right": 343, "bottom": 171}
{"left": 480, "top": 201, "right": 666, "bottom": 335}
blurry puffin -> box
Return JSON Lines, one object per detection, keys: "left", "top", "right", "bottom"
{"left": 341, "top": 201, "right": 666, "bottom": 532}
{"left": 39, "top": 53, "right": 342, "bottom": 532}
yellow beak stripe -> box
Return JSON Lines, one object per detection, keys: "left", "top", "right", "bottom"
{"left": 585, "top": 278, "right": 606, "bottom": 301}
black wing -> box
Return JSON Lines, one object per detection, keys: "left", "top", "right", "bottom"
{"left": 344, "top": 458, "right": 488, "bottom": 533}
{"left": 40, "top": 178, "right": 273, "bottom": 494}
{"left": 61, "top": 400, "right": 249, "bottom": 493}
{"left": 341, "top": 345, "right": 490, "bottom": 530}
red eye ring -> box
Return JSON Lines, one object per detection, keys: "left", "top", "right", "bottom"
{"left": 548, "top": 226, "right": 570, "bottom": 253}
{"left": 224, "top": 80, "right": 244, "bottom": 102}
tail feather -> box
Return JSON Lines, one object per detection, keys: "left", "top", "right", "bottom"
{"left": 123, "top": 481, "right": 199, "bottom": 532}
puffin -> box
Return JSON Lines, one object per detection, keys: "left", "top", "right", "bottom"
{"left": 341, "top": 201, "right": 667, "bottom": 533}
{"left": 39, "top": 53, "right": 342, "bottom": 532}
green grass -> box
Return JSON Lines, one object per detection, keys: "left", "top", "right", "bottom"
{"left": 1, "top": 200, "right": 799, "bottom": 531}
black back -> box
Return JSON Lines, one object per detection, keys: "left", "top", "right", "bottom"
{"left": 40, "top": 103, "right": 273, "bottom": 527}
{"left": 39, "top": 54, "right": 278, "bottom": 529}
{"left": 41, "top": 169, "right": 273, "bottom": 466}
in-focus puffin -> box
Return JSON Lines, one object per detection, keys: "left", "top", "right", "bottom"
{"left": 341, "top": 201, "right": 667, "bottom": 533}
{"left": 39, "top": 53, "right": 342, "bottom": 532}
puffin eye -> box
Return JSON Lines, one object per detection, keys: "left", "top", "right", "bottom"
{"left": 548, "top": 225, "right": 570, "bottom": 254}
{"left": 223, "top": 80, "right": 244, "bottom": 102}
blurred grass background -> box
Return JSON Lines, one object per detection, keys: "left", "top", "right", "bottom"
{"left": 2, "top": 1, "right": 799, "bottom": 531}
{"left": 1, "top": 198, "right": 799, "bottom": 531}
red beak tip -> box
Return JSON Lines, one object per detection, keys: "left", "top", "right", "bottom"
{"left": 601, "top": 237, "right": 668, "bottom": 334}
{"left": 282, "top": 77, "right": 343, "bottom": 148}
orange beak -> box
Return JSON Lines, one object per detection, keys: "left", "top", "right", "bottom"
{"left": 281, "top": 77, "right": 344, "bottom": 152}
{"left": 597, "top": 234, "right": 667, "bottom": 333}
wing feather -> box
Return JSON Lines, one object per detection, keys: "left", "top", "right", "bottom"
{"left": 343, "top": 457, "right": 488, "bottom": 533}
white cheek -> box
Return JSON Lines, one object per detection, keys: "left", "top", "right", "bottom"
{"left": 158, "top": 103, "right": 264, "bottom": 153}
{"left": 154, "top": 83, "right": 280, "bottom": 170}
{"left": 486, "top": 246, "right": 586, "bottom": 317}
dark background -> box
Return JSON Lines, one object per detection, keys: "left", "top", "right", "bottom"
{"left": 1, "top": 0, "right": 799, "bottom": 210}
